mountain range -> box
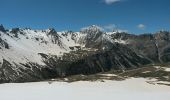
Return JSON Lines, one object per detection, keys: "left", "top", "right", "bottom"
{"left": 0, "top": 24, "right": 170, "bottom": 83}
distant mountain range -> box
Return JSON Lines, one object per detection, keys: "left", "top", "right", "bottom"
{"left": 0, "top": 24, "right": 170, "bottom": 83}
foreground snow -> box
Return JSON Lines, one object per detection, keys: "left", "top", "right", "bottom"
{"left": 0, "top": 78, "right": 170, "bottom": 100}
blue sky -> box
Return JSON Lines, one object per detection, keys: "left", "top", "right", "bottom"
{"left": 0, "top": 0, "right": 170, "bottom": 34}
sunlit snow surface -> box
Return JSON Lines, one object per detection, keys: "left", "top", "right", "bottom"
{"left": 0, "top": 78, "right": 170, "bottom": 100}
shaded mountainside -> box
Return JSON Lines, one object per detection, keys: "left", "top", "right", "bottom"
{"left": 0, "top": 43, "right": 150, "bottom": 83}
{"left": 41, "top": 43, "right": 150, "bottom": 76}
{"left": 111, "top": 31, "right": 170, "bottom": 63}
{"left": 0, "top": 24, "right": 170, "bottom": 83}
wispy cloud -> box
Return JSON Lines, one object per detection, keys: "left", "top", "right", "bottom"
{"left": 104, "top": 0, "right": 121, "bottom": 5}
{"left": 103, "top": 24, "right": 128, "bottom": 32}
{"left": 104, "top": 24, "right": 116, "bottom": 31}
{"left": 137, "top": 24, "right": 146, "bottom": 30}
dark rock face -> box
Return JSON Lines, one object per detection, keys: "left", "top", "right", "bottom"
{"left": 11, "top": 28, "right": 20, "bottom": 33}
{"left": 0, "top": 59, "right": 60, "bottom": 83}
{"left": 62, "top": 31, "right": 77, "bottom": 41}
{"left": 111, "top": 31, "right": 170, "bottom": 63}
{"left": 154, "top": 31, "right": 170, "bottom": 63}
{"left": 80, "top": 25, "right": 104, "bottom": 48}
{"left": 10, "top": 28, "right": 20, "bottom": 38}
{"left": 47, "top": 28, "right": 63, "bottom": 47}
{"left": 0, "top": 59, "right": 17, "bottom": 83}
{"left": 0, "top": 37, "right": 9, "bottom": 49}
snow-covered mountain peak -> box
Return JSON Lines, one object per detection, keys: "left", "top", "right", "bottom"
{"left": 81, "top": 25, "right": 103, "bottom": 34}
{"left": 79, "top": 25, "right": 104, "bottom": 42}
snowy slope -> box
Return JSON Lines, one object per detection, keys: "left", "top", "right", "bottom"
{"left": 0, "top": 29, "right": 79, "bottom": 65}
{"left": 0, "top": 78, "right": 170, "bottom": 100}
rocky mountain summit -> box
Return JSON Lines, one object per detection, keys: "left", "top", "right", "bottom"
{"left": 0, "top": 24, "right": 169, "bottom": 83}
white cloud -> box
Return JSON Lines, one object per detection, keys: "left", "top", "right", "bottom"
{"left": 103, "top": 24, "right": 128, "bottom": 32}
{"left": 137, "top": 24, "right": 146, "bottom": 30}
{"left": 104, "top": 24, "right": 116, "bottom": 31}
{"left": 116, "top": 29, "right": 128, "bottom": 33}
{"left": 104, "top": 0, "right": 121, "bottom": 5}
